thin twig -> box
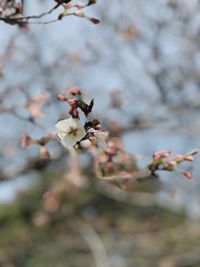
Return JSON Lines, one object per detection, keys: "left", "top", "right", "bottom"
{"left": 2, "top": 3, "right": 60, "bottom": 21}
{"left": 80, "top": 223, "right": 110, "bottom": 267}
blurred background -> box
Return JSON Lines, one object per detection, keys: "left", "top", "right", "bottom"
{"left": 1, "top": 0, "right": 200, "bottom": 266}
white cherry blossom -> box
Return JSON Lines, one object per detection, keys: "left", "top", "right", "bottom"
{"left": 55, "top": 118, "right": 86, "bottom": 149}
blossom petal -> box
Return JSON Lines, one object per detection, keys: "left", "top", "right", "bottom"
{"left": 55, "top": 119, "right": 71, "bottom": 132}
{"left": 76, "top": 127, "right": 86, "bottom": 141}
{"left": 61, "top": 135, "right": 77, "bottom": 149}
{"left": 55, "top": 118, "right": 86, "bottom": 149}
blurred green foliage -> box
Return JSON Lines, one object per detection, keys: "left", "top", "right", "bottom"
{"left": 0, "top": 170, "right": 199, "bottom": 267}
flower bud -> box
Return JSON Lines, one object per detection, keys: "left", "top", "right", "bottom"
{"left": 183, "top": 155, "right": 193, "bottom": 161}
{"left": 68, "top": 99, "right": 78, "bottom": 108}
{"left": 93, "top": 125, "right": 101, "bottom": 131}
{"left": 68, "top": 86, "right": 81, "bottom": 95}
{"left": 153, "top": 150, "right": 171, "bottom": 160}
{"left": 21, "top": 133, "right": 31, "bottom": 148}
{"left": 69, "top": 107, "right": 79, "bottom": 119}
{"left": 75, "top": 2, "right": 85, "bottom": 8}
{"left": 39, "top": 146, "right": 50, "bottom": 159}
{"left": 57, "top": 95, "right": 67, "bottom": 101}
{"left": 182, "top": 170, "right": 193, "bottom": 180}
{"left": 89, "top": 17, "right": 100, "bottom": 24}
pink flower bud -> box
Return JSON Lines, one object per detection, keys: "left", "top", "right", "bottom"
{"left": 75, "top": 2, "right": 85, "bottom": 8}
{"left": 21, "top": 133, "right": 31, "bottom": 148}
{"left": 57, "top": 95, "right": 67, "bottom": 101}
{"left": 69, "top": 107, "right": 79, "bottom": 119}
{"left": 68, "top": 86, "right": 81, "bottom": 95}
{"left": 39, "top": 146, "right": 50, "bottom": 159}
{"left": 68, "top": 99, "right": 78, "bottom": 107}
{"left": 153, "top": 150, "right": 171, "bottom": 160}
{"left": 182, "top": 170, "right": 193, "bottom": 180}
{"left": 93, "top": 125, "right": 101, "bottom": 131}
{"left": 183, "top": 155, "right": 193, "bottom": 161}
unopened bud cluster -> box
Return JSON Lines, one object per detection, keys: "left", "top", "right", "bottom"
{"left": 148, "top": 149, "right": 198, "bottom": 180}
{"left": 96, "top": 137, "right": 137, "bottom": 177}
{"left": 57, "top": 0, "right": 100, "bottom": 24}
{"left": 21, "top": 133, "right": 52, "bottom": 159}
